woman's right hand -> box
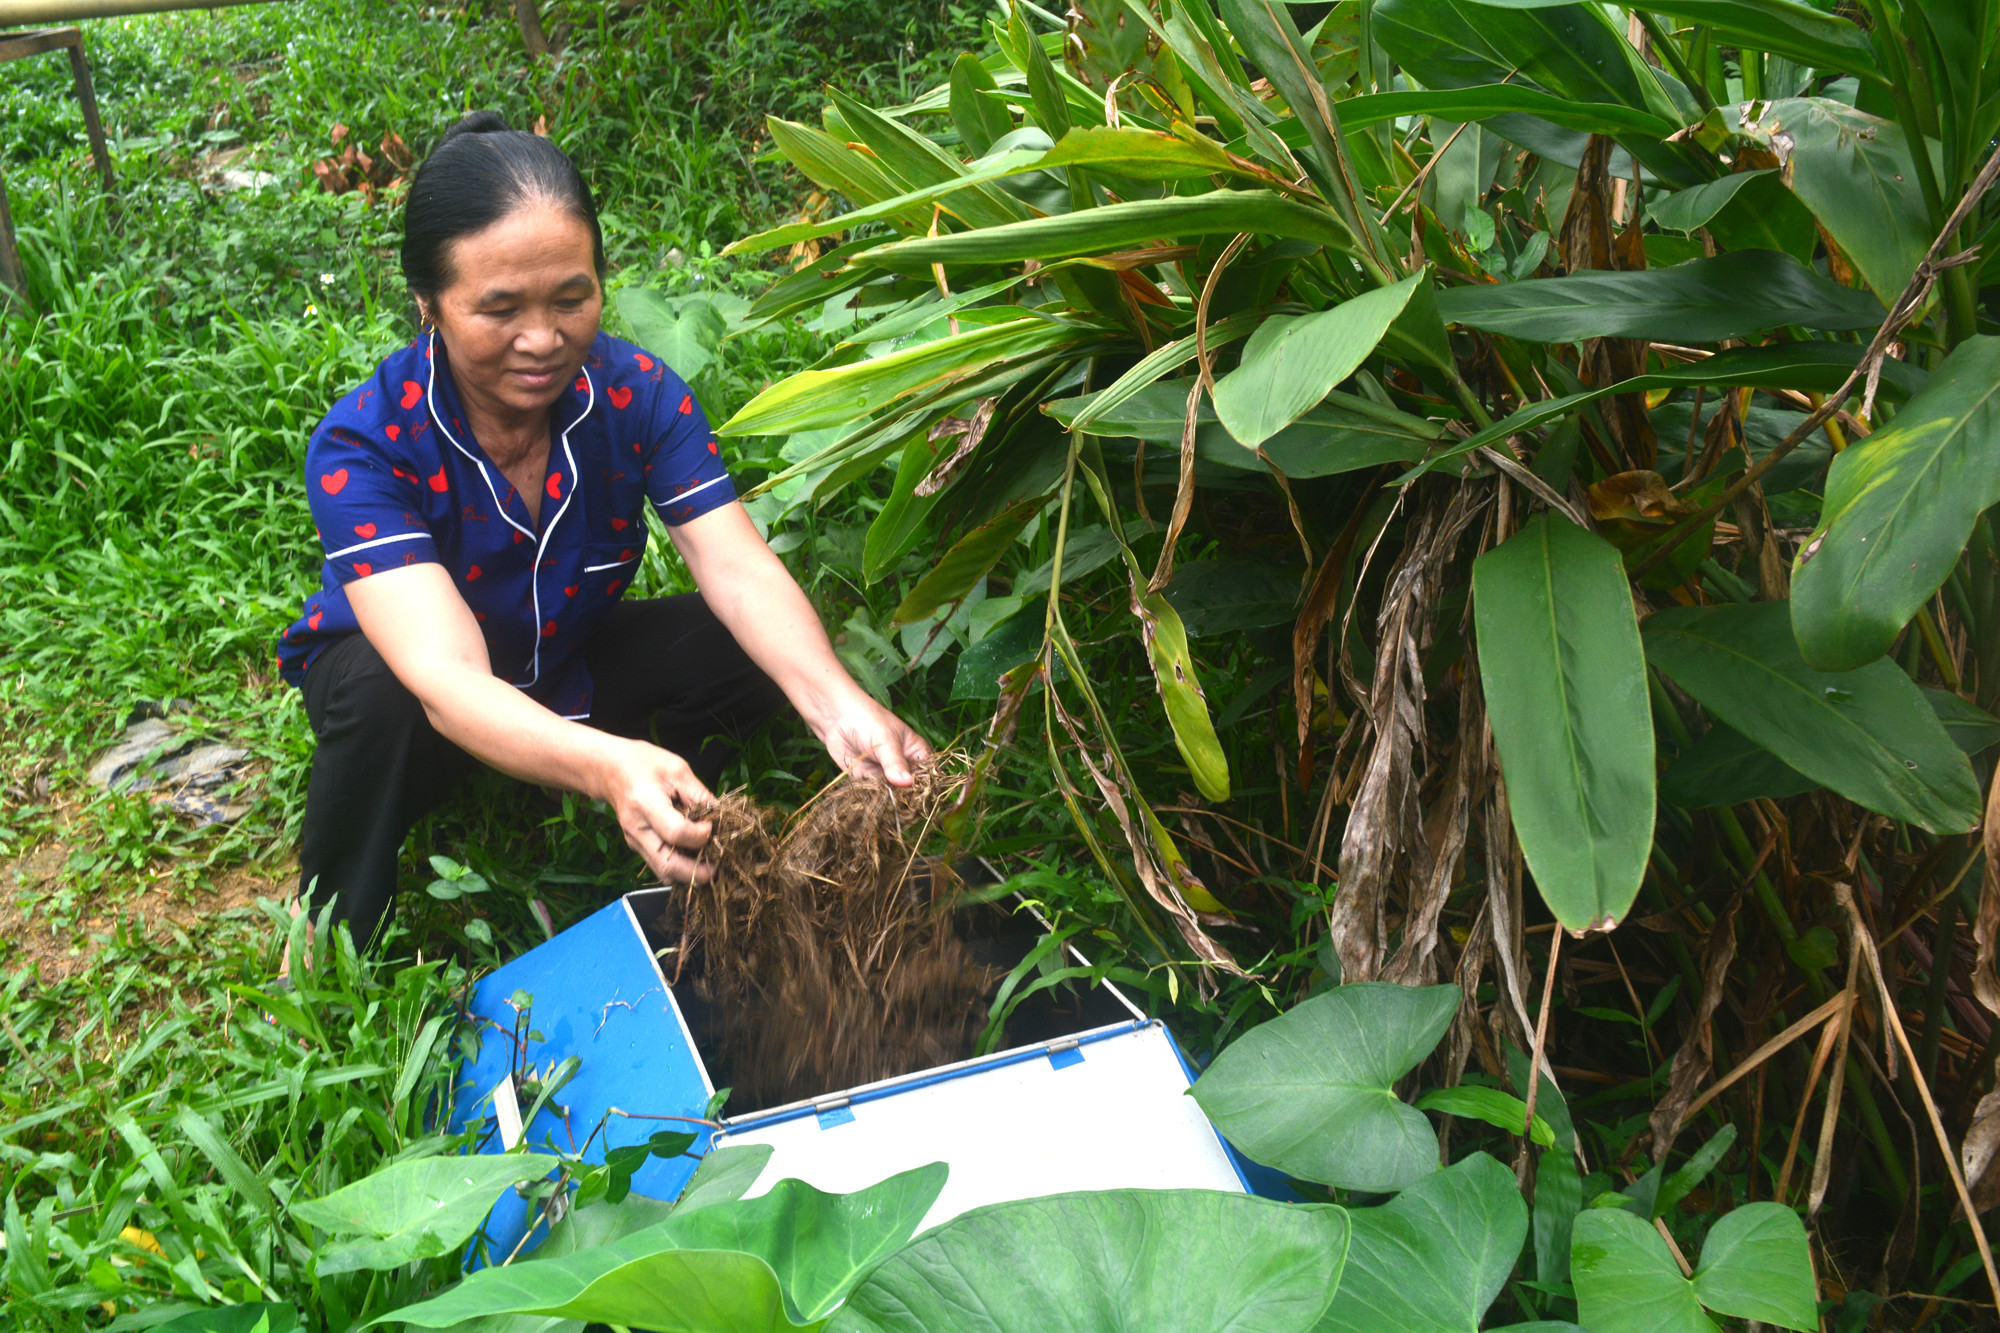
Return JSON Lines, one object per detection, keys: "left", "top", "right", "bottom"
{"left": 595, "top": 738, "right": 717, "bottom": 884}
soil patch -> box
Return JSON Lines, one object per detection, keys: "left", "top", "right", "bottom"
{"left": 1, "top": 841, "right": 284, "bottom": 984}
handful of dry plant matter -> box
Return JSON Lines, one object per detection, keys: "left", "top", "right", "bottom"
{"left": 659, "top": 756, "right": 997, "bottom": 1111}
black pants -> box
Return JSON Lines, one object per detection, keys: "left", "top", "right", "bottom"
{"left": 296, "top": 594, "right": 785, "bottom": 948}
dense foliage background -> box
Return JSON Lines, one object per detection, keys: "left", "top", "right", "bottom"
{"left": 4, "top": 0, "right": 2000, "bottom": 1327}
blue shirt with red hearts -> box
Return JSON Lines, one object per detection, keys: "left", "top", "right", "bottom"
{"left": 277, "top": 328, "right": 735, "bottom": 719}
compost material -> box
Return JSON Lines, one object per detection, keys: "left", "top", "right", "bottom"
{"left": 662, "top": 760, "right": 995, "bottom": 1111}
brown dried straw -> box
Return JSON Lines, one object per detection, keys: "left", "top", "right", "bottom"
{"left": 659, "top": 756, "right": 997, "bottom": 1111}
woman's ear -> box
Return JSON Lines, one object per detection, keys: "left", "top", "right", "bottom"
{"left": 413, "top": 295, "right": 434, "bottom": 329}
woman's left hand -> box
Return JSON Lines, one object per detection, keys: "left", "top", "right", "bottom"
{"left": 814, "top": 690, "right": 933, "bottom": 786}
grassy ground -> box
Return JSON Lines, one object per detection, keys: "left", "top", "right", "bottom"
{"left": 0, "top": 3, "right": 1051, "bottom": 1320}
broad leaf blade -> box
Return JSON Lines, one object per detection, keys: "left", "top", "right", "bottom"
{"left": 1318, "top": 1153, "right": 1529, "bottom": 1333}
{"left": 1689, "top": 1202, "right": 1817, "bottom": 1331}
{"left": 293, "top": 1152, "right": 561, "bottom": 1273}
{"left": 1212, "top": 276, "right": 1422, "bottom": 448}
{"left": 828, "top": 1189, "right": 1350, "bottom": 1333}
{"left": 1336, "top": 85, "right": 1675, "bottom": 138}
{"left": 1434, "top": 251, "right": 1883, "bottom": 342}
{"left": 1793, "top": 336, "right": 2000, "bottom": 670}
{"left": 1190, "top": 982, "right": 1458, "bottom": 1191}
{"left": 1643, "top": 601, "right": 1980, "bottom": 833}
{"left": 854, "top": 190, "right": 1356, "bottom": 268}
{"left": 1659, "top": 724, "right": 1816, "bottom": 809}
{"left": 1734, "top": 98, "right": 1933, "bottom": 301}
{"left": 720, "top": 318, "right": 1091, "bottom": 436}
{"left": 1473, "top": 515, "right": 1655, "bottom": 932}
{"left": 1570, "top": 1208, "right": 1715, "bottom": 1333}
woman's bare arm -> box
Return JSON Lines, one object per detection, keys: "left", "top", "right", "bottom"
{"left": 669, "top": 501, "right": 930, "bottom": 783}
{"left": 344, "top": 564, "right": 715, "bottom": 882}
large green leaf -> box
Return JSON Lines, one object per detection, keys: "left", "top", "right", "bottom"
{"left": 1434, "top": 251, "right": 1883, "bottom": 343}
{"left": 675, "top": 1145, "right": 777, "bottom": 1213}
{"left": 1037, "top": 125, "right": 1243, "bottom": 179}
{"left": 1792, "top": 336, "right": 2000, "bottom": 670}
{"left": 1571, "top": 1203, "right": 1816, "bottom": 1333}
{"left": 616, "top": 290, "right": 728, "bottom": 384}
{"left": 1212, "top": 275, "right": 1422, "bottom": 448}
{"left": 949, "top": 53, "right": 1014, "bottom": 155}
{"left": 1733, "top": 98, "right": 1935, "bottom": 302}
{"left": 380, "top": 1165, "right": 947, "bottom": 1329}
{"left": 1317, "top": 1153, "right": 1528, "bottom": 1333}
{"left": 828, "top": 1189, "right": 1351, "bottom": 1333}
{"left": 1473, "top": 515, "right": 1655, "bottom": 932}
{"left": 1050, "top": 381, "right": 1436, "bottom": 478}
{"left": 892, "top": 496, "right": 1045, "bottom": 624}
{"left": 385, "top": 1250, "right": 803, "bottom": 1332}
{"left": 719, "top": 317, "right": 1093, "bottom": 436}
{"left": 854, "top": 190, "right": 1356, "bottom": 268}
{"left": 1374, "top": 0, "right": 1677, "bottom": 121}
{"left": 766, "top": 117, "right": 910, "bottom": 211}
{"left": 1190, "top": 982, "right": 1459, "bottom": 1191}
{"left": 1648, "top": 171, "right": 1816, "bottom": 262}
{"left": 1688, "top": 1202, "right": 1819, "bottom": 1328}
{"left": 292, "top": 1151, "right": 561, "bottom": 1275}
{"left": 1642, "top": 601, "right": 1981, "bottom": 833}
{"left": 1335, "top": 85, "right": 1676, "bottom": 138}
{"left": 1465, "top": 0, "right": 1880, "bottom": 84}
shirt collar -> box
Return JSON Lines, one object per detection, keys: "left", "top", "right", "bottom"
{"left": 421, "top": 329, "right": 597, "bottom": 459}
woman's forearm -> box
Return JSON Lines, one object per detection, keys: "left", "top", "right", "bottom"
{"left": 672, "top": 504, "right": 874, "bottom": 737}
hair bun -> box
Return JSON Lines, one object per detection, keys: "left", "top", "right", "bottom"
{"left": 441, "top": 110, "right": 512, "bottom": 143}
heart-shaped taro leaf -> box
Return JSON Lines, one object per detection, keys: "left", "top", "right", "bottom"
{"left": 1690, "top": 1203, "right": 1818, "bottom": 1329}
{"left": 292, "top": 1151, "right": 563, "bottom": 1275}
{"left": 1316, "top": 1152, "right": 1528, "bottom": 1333}
{"left": 828, "top": 1188, "right": 1351, "bottom": 1333}
{"left": 377, "top": 1163, "right": 946, "bottom": 1329}
{"left": 1572, "top": 1202, "right": 1817, "bottom": 1333}
{"left": 1190, "top": 982, "right": 1458, "bottom": 1190}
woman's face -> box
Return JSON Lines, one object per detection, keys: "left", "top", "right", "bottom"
{"left": 418, "top": 202, "right": 602, "bottom": 421}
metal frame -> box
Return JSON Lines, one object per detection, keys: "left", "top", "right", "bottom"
{"left": 0, "top": 25, "right": 116, "bottom": 309}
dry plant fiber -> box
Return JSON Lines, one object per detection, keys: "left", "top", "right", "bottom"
{"left": 663, "top": 758, "right": 996, "bottom": 1111}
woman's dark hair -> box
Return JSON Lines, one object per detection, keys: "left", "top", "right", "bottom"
{"left": 401, "top": 110, "right": 607, "bottom": 301}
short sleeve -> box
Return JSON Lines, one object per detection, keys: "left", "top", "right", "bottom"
{"left": 642, "top": 376, "right": 736, "bottom": 526}
{"left": 305, "top": 425, "right": 440, "bottom": 583}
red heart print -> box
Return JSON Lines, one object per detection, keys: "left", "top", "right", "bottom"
{"left": 467, "top": 565, "right": 482, "bottom": 581}
{"left": 401, "top": 380, "right": 422, "bottom": 409}
{"left": 429, "top": 467, "right": 449, "bottom": 493}
{"left": 353, "top": 562, "right": 373, "bottom": 578}
{"left": 541, "top": 620, "right": 557, "bottom": 638}
{"left": 607, "top": 579, "right": 623, "bottom": 596}
{"left": 619, "top": 549, "right": 634, "bottom": 562}
{"left": 546, "top": 473, "right": 562, "bottom": 500}
{"left": 708, "top": 440, "right": 719, "bottom": 454}
{"left": 307, "top": 611, "right": 323, "bottom": 630}
{"left": 610, "top": 517, "right": 629, "bottom": 531}
{"left": 636, "top": 353, "right": 653, "bottom": 370}
{"left": 608, "top": 385, "right": 633, "bottom": 410}
{"left": 321, "top": 469, "right": 349, "bottom": 495}
{"left": 574, "top": 375, "right": 588, "bottom": 393}
{"left": 385, "top": 424, "right": 400, "bottom": 441}
{"left": 677, "top": 394, "right": 693, "bottom": 415}
{"left": 513, "top": 531, "right": 524, "bottom": 545}
{"left": 354, "top": 523, "right": 377, "bottom": 539}
{"left": 392, "top": 466, "right": 415, "bottom": 483}
{"left": 564, "top": 585, "right": 578, "bottom": 598}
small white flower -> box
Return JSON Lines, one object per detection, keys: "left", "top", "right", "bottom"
{"left": 319, "top": 272, "right": 336, "bottom": 286}
{"left": 304, "top": 303, "right": 319, "bottom": 317}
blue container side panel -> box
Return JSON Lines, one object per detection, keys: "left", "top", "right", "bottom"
{"left": 449, "top": 894, "right": 713, "bottom": 1262}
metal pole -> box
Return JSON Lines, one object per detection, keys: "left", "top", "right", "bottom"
{"left": 0, "top": 0, "right": 281, "bottom": 26}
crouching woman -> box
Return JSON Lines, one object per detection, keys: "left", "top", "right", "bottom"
{"left": 277, "top": 110, "right": 926, "bottom": 950}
